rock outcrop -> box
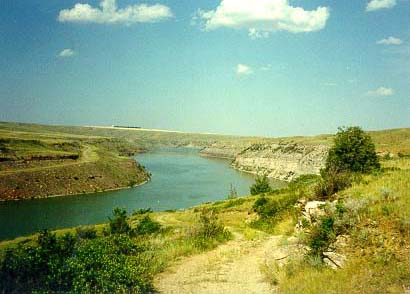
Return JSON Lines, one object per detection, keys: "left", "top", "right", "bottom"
{"left": 199, "top": 144, "right": 248, "bottom": 159}
{"left": 232, "top": 142, "right": 329, "bottom": 181}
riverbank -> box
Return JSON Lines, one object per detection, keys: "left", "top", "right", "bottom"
{"left": 0, "top": 127, "right": 150, "bottom": 201}
{"left": 1, "top": 155, "right": 408, "bottom": 293}
{"left": 0, "top": 148, "right": 262, "bottom": 240}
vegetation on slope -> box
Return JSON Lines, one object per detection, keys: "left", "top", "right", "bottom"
{"left": 0, "top": 127, "right": 149, "bottom": 200}
{"left": 258, "top": 127, "right": 410, "bottom": 293}
{"left": 0, "top": 124, "right": 409, "bottom": 293}
{"left": 0, "top": 207, "right": 231, "bottom": 293}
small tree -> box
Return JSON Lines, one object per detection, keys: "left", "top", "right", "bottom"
{"left": 325, "top": 126, "right": 380, "bottom": 173}
{"left": 228, "top": 183, "right": 237, "bottom": 199}
{"left": 109, "top": 208, "right": 131, "bottom": 235}
{"left": 250, "top": 176, "right": 272, "bottom": 195}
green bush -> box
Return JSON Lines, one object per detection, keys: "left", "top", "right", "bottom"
{"left": 314, "top": 168, "right": 353, "bottom": 198}
{"left": 135, "top": 216, "right": 161, "bottom": 235}
{"left": 228, "top": 183, "right": 238, "bottom": 199}
{"left": 0, "top": 230, "right": 76, "bottom": 293}
{"left": 193, "top": 209, "right": 231, "bottom": 249}
{"left": 132, "top": 208, "right": 153, "bottom": 215}
{"left": 109, "top": 207, "right": 131, "bottom": 235}
{"left": 250, "top": 176, "right": 272, "bottom": 195}
{"left": 307, "top": 215, "right": 336, "bottom": 257}
{"left": 67, "top": 235, "right": 153, "bottom": 293}
{"left": 325, "top": 126, "right": 380, "bottom": 173}
{"left": 76, "top": 226, "right": 97, "bottom": 240}
{"left": 0, "top": 231, "right": 155, "bottom": 293}
{"left": 253, "top": 194, "right": 299, "bottom": 218}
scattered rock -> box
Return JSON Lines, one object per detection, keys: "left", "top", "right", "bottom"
{"left": 323, "top": 251, "right": 346, "bottom": 269}
{"left": 303, "top": 201, "right": 326, "bottom": 221}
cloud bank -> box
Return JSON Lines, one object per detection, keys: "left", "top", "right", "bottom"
{"left": 58, "top": 0, "right": 173, "bottom": 24}
{"left": 377, "top": 36, "right": 403, "bottom": 45}
{"left": 195, "top": 0, "right": 329, "bottom": 37}
{"left": 366, "top": 0, "right": 396, "bottom": 11}
{"left": 366, "top": 87, "right": 394, "bottom": 96}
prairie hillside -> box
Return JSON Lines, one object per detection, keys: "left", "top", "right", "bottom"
{"left": 1, "top": 142, "right": 409, "bottom": 293}
{"left": 0, "top": 124, "right": 150, "bottom": 200}
{"left": 1, "top": 122, "right": 409, "bottom": 199}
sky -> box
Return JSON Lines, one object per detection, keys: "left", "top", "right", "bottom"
{"left": 0, "top": 0, "right": 409, "bottom": 137}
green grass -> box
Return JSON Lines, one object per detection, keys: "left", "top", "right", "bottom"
{"left": 1, "top": 121, "right": 409, "bottom": 154}
{"left": 267, "top": 157, "right": 410, "bottom": 293}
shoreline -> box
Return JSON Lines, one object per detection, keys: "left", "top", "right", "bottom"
{"left": 0, "top": 176, "right": 151, "bottom": 203}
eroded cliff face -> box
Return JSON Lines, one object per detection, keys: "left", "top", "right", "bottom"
{"left": 232, "top": 142, "right": 329, "bottom": 181}
{"left": 199, "top": 143, "right": 249, "bottom": 159}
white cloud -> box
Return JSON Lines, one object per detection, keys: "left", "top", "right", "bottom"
{"left": 236, "top": 64, "right": 253, "bottom": 75}
{"left": 195, "top": 0, "right": 329, "bottom": 36}
{"left": 58, "top": 48, "right": 75, "bottom": 58}
{"left": 366, "top": 87, "right": 394, "bottom": 96}
{"left": 248, "top": 28, "right": 269, "bottom": 39}
{"left": 58, "top": 0, "right": 173, "bottom": 24}
{"left": 366, "top": 0, "right": 396, "bottom": 11}
{"left": 377, "top": 36, "right": 403, "bottom": 45}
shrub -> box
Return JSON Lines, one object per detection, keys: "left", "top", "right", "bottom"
{"left": 135, "top": 216, "right": 161, "bottom": 235}
{"left": 0, "top": 232, "right": 155, "bottom": 294}
{"left": 307, "top": 215, "right": 336, "bottom": 257}
{"left": 193, "top": 209, "right": 231, "bottom": 248}
{"left": 250, "top": 176, "right": 272, "bottom": 195}
{"left": 314, "top": 168, "right": 353, "bottom": 198}
{"left": 325, "top": 126, "right": 380, "bottom": 173}
{"left": 67, "top": 235, "right": 153, "bottom": 293}
{"left": 0, "top": 230, "right": 76, "bottom": 293}
{"left": 228, "top": 183, "right": 238, "bottom": 199}
{"left": 76, "top": 227, "right": 97, "bottom": 240}
{"left": 253, "top": 194, "right": 299, "bottom": 218}
{"left": 132, "top": 208, "right": 153, "bottom": 215}
{"left": 109, "top": 207, "right": 131, "bottom": 235}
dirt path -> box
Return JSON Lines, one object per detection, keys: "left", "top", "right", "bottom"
{"left": 0, "top": 145, "right": 99, "bottom": 175}
{"left": 155, "top": 232, "right": 288, "bottom": 294}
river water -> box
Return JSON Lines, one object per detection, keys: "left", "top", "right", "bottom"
{"left": 0, "top": 149, "right": 285, "bottom": 240}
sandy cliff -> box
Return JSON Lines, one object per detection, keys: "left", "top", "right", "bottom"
{"left": 232, "top": 142, "right": 329, "bottom": 181}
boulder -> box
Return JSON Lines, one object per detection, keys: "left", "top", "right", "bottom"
{"left": 323, "top": 251, "right": 346, "bottom": 269}
{"left": 303, "top": 201, "right": 326, "bottom": 220}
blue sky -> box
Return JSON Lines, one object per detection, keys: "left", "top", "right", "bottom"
{"left": 0, "top": 0, "right": 409, "bottom": 137}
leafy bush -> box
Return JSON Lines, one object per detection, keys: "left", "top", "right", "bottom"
{"left": 253, "top": 194, "right": 299, "bottom": 218}
{"left": 250, "top": 176, "right": 272, "bottom": 195}
{"left": 314, "top": 168, "right": 353, "bottom": 198}
{"left": 109, "top": 207, "right": 131, "bottom": 235}
{"left": 67, "top": 235, "right": 153, "bottom": 293}
{"left": 132, "top": 208, "right": 153, "bottom": 215}
{"left": 228, "top": 183, "right": 238, "bottom": 199}
{"left": 307, "top": 215, "right": 336, "bottom": 257}
{"left": 0, "top": 231, "right": 155, "bottom": 293}
{"left": 193, "top": 209, "right": 231, "bottom": 249}
{"left": 135, "top": 216, "right": 161, "bottom": 235}
{"left": 325, "top": 126, "right": 380, "bottom": 173}
{"left": 0, "top": 230, "right": 75, "bottom": 293}
{"left": 76, "top": 226, "right": 97, "bottom": 240}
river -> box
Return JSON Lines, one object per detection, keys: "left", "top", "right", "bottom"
{"left": 0, "top": 149, "right": 285, "bottom": 240}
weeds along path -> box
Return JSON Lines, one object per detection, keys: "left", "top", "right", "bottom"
{"left": 155, "top": 231, "right": 287, "bottom": 294}
{"left": 0, "top": 145, "right": 99, "bottom": 175}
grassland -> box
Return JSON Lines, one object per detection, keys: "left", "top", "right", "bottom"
{"left": 1, "top": 121, "right": 409, "bottom": 292}
{"left": 0, "top": 155, "right": 409, "bottom": 292}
